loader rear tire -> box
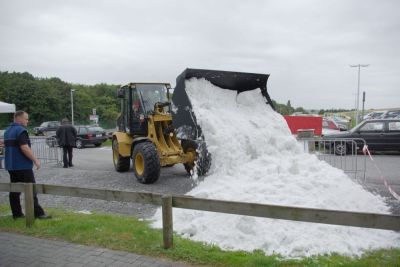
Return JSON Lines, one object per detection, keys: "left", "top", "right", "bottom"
{"left": 132, "top": 142, "right": 160, "bottom": 184}
{"left": 112, "top": 139, "right": 130, "bottom": 172}
{"left": 181, "top": 140, "right": 211, "bottom": 176}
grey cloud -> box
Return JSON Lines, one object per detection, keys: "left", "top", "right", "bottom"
{"left": 0, "top": 0, "right": 399, "bottom": 109}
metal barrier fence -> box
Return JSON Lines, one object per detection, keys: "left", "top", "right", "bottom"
{"left": 298, "top": 137, "right": 367, "bottom": 180}
{"left": 30, "top": 136, "right": 62, "bottom": 166}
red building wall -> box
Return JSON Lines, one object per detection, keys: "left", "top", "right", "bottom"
{"left": 283, "top": 116, "right": 322, "bottom": 136}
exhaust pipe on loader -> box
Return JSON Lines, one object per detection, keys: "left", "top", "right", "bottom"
{"left": 171, "top": 68, "right": 275, "bottom": 177}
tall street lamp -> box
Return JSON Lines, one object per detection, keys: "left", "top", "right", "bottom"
{"left": 71, "top": 89, "right": 75, "bottom": 125}
{"left": 350, "top": 64, "right": 369, "bottom": 125}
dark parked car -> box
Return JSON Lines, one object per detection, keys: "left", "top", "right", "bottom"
{"left": 33, "top": 121, "right": 61, "bottom": 136}
{"left": 75, "top": 125, "right": 108, "bottom": 149}
{"left": 324, "top": 119, "right": 400, "bottom": 155}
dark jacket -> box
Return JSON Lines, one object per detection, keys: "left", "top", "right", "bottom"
{"left": 56, "top": 124, "right": 77, "bottom": 147}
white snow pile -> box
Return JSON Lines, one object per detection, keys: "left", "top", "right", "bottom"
{"left": 152, "top": 78, "right": 400, "bottom": 257}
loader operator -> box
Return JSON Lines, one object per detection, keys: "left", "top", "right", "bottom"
{"left": 133, "top": 89, "right": 154, "bottom": 118}
{"left": 132, "top": 91, "right": 141, "bottom": 115}
{"left": 141, "top": 89, "right": 153, "bottom": 110}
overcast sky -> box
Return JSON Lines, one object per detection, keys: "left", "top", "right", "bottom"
{"left": 1, "top": 0, "right": 399, "bottom": 109}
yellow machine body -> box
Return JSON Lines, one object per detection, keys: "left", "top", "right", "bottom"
{"left": 112, "top": 109, "right": 195, "bottom": 167}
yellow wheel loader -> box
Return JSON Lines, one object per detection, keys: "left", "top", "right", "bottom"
{"left": 112, "top": 82, "right": 209, "bottom": 184}
{"left": 112, "top": 69, "right": 274, "bottom": 184}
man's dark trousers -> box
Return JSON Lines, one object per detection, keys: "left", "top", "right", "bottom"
{"left": 8, "top": 169, "right": 45, "bottom": 217}
{"left": 62, "top": 145, "right": 73, "bottom": 167}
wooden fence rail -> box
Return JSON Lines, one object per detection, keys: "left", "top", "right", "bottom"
{"left": 1, "top": 182, "right": 399, "bottom": 249}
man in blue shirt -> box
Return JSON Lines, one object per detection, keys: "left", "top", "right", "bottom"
{"left": 4, "top": 111, "right": 51, "bottom": 219}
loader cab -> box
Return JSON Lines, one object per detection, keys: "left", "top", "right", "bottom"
{"left": 117, "top": 83, "right": 171, "bottom": 136}
{"left": 136, "top": 84, "right": 170, "bottom": 115}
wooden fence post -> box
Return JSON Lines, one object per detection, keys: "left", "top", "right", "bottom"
{"left": 162, "top": 195, "right": 173, "bottom": 249}
{"left": 24, "top": 183, "right": 35, "bottom": 227}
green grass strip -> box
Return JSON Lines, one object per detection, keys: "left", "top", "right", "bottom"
{"left": 0, "top": 205, "right": 399, "bottom": 266}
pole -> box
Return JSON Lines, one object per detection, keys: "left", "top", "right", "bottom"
{"left": 71, "top": 89, "right": 75, "bottom": 125}
{"left": 162, "top": 195, "right": 173, "bottom": 249}
{"left": 361, "top": 91, "right": 366, "bottom": 120}
{"left": 350, "top": 64, "right": 369, "bottom": 125}
{"left": 24, "top": 183, "right": 34, "bottom": 227}
{"left": 356, "top": 66, "right": 360, "bottom": 124}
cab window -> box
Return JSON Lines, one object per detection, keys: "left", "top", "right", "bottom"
{"left": 136, "top": 84, "right": 168, "bottom": 114}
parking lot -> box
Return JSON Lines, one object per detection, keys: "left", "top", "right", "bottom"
{"left": 0, "top": 146, "right": 399, "bottom": 218}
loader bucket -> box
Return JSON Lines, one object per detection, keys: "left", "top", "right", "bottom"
{"left": 172, "top": 68, "right": 275, "bottom": 140}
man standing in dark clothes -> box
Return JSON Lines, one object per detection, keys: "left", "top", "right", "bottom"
{"left": 56, "top": 118, "right": 77, "bottom": 168}
{"left": 4, "top": 111, "right": 51, "bottom": 219}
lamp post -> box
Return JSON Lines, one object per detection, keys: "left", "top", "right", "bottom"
{"left": 361, "top": 91, "right": 366, "bottom": 120}
{"left": 71, "top": 89, "right": 75, "bottom": 125}
{"left": 350, "top": 64, "right": 369, "bottom": 125}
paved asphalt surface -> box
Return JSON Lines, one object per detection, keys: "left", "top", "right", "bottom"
{"left": 0, "top": 145, "right": 195, "bottom": 218}
{"left": 0, "top": 232, "right": 189, "bottom": 267}
{"left": 362, "top": 151, "right": 400, "bottom": 214}
{"left": 0, "top": 144, "right": 399, "bottom": 217}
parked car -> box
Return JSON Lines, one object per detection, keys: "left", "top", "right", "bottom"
{"left": 33, "top": 121, "right": 61, "bottom": 136}
{"left": 331, "top": 116, "right": 349, "bottom": 130}
{"left": 322, "top": 117, "right": 347, "bottom": 136}
{"left": 324, "top": 119, "right": 400, "bottom": 155}
{"left": 322, "top": 118, "right": 343, "bottom": 136}
{"left": 75, "top": 125, "right": 108, "bottom": 149}
{"left": 363, "top": 110, "right": 389, "bottom": 120}
{"left": 381, "top": 109, "right": 400, "bottom": 119}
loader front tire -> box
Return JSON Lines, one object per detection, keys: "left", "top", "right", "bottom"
{"left": 181, "top": 140, "right": 211, "bottom": 176}
{"left": 112, "top": 139, "right": 130, "bottom": 172}
{"left": 132, "top": 142, "right": 160, "bottom": 184}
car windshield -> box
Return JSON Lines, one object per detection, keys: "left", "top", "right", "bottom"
{"left": 136, "top": 84, "right": 168, "bottom": 114}
{"left": 350, "top": 121, "right": 366, "bottom": 132}
{"left": 88, "top": 127, "right": 104, "bottom": 132}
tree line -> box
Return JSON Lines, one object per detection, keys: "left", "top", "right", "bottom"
{"left": 0, "top": 70, "right": 314, "bottom": 129}
{"left": 0, "top": 71, "right": 119, "bottom": 129}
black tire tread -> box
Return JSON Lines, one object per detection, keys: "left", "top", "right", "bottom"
{"left": 133, "top": 142, "right": 160, "bottom": 184}
{"left": 76, "top": 139, "right": 84, "bottom": 149}
{"left": 113, "top": 139, "right": 130, "bottom": 172}
{"left": 334, "top": 143, "right": 348, "bottom": 156}
{"left": 181, "top": 139, "right": 211, "bottom": 176}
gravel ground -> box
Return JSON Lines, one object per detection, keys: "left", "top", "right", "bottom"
{"left": 1, "top": 145, "right": 399, "bottom": 218}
